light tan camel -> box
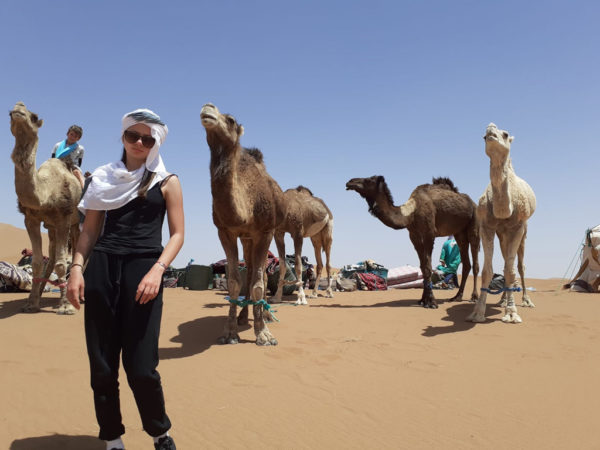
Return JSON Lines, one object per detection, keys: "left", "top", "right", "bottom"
{"left": 9, "top": 101, "right": 81, "bottom": 314}
{"left": 200, "top": 103, "right": 285, "bottom": 346}
{"left": 272, "top": 186, "right": 334, "bottom": 304}
{"left": 346, "top": 176, "right": 479, "bottom": 308}
{"left": 467, "top": 123, "right": 536, "bottom": 324}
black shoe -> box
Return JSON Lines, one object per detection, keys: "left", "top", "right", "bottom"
{"left": 155, "top": 435, "right": 176, "bottom": 450}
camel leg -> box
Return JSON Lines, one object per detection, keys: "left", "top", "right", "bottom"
{"left": 309, "top": 236, "right": 323, "bottom": 299}
{"left": 217, "top": 229, "right": 241, "bottom": 344}
{"left": 23, "top": 216, "right": 43, "bottom": 313}
{"left": 311, "top": 229, "right": 333, "bottom": 298}
{"left": 250, "top": 232, "right": 277, "bottom": 346}
{"left": 448, "top": 231, "right": 470, "bottom": 302}
{"left": 468, "top": 219, "right": 480, "bottom": 301}
{"left": 272, "top": 232, "right": 286, "bottom": 303}
{"left": 54, "top": 224, "right": 75, "bottom": 315}
{"left": 467, "top": 225, "right": 494, "bottom": 322}
{"left": 237, "top": 237, "right": 253, "bottom": 325}
{"left": 517, "top": 226, "right": 534, "bottom": 307}
{"left": 499, "top": 225, "right": 526, "bottom": 323}
{"left": 410, "top": 231, "right": 437, "bottom": 309}
{"left": 39, "top": 227, "right": 56, "bottom": 300}
{"left": 292, "top": 235, "right": 307, "bottom": 305}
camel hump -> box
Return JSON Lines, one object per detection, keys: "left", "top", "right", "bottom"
{"left": 244, "top": 147, "right": 264, "bottom": 163}
{"left": 295, "top": 185, "right": 314, "bottom": 196}
{"left": 432, "top": 177, "right": 458, "bottom": 192}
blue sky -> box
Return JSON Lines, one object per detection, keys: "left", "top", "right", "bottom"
{"left": 1, "top": 1, "right": 598, "bottom": 278}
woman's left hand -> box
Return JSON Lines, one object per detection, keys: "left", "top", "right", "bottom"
{"left": 136, "top": 264, "right": 164, "bottom": 304}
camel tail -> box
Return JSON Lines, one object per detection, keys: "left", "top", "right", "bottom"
{"left": 432, "top": 177, "right": 458, "bottom": 192}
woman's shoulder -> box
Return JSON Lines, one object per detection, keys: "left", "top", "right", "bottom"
{"left": 160, "top": 173, "right": 179, "bottom": 186}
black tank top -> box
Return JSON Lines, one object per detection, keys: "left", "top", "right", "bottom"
{"left": 94, "top": 176, "right": 174, "bottom": 255}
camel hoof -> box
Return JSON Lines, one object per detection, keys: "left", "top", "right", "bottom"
{"left": 295, "top": 298, "right": 308, "bottom": 306}
{"left": 22, "top": 304, "right": 41, "bottom": 313}
{"left": 496, "top": 300, "right": 507, "bottom": 307}
{"left": 448, "top": 296, "right": 463, "bottom": 303}
{"left": 470, "top": 294, "right": 479, "bottom": 302}
{"left": 57, "top": 305, "right": 76, "bottom": 315}
{"left": 256, "top": 331, "right": 278, "bottom": 346}
{"left": 466, "top": 312, "right": 486, "bottom": 323}
{"left": 325, "top": 291, "right": 334, "bottom": 298}
{"left": 217, "top": 335, "right": 239, "bottom": 345}
{"left": 521, "top": 298, "right": 535, "bottom": 308}
{"left": 308, "top": 293, "right": 318, "bottom": 299}
{"left": 420, "top": 302, "right": 438, "bottom": 309}
{"left": 501, "top": 313, "right": 522, "bottom": 323}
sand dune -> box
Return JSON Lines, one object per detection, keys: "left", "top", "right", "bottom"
{"left": 1, "top": 225, "right": 598, "bottom": 449}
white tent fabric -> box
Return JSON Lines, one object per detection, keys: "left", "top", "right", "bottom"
{"left": 571, "top": 225, "right": 600, "bottom": 292}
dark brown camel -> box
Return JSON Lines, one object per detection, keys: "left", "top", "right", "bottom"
{"left": 346, "top": 175, "right": 479, "bottom": 308}
{"left": 201, "top": 103, "right": 285, "bottom": 346}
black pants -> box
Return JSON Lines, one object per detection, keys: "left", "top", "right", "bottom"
{"left": 84, "top": 251, "right": 171, "bottom": 441}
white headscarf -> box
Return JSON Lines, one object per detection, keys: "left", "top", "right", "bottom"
{"left": 79, "top": 109, "right": 169, "bottom": 212}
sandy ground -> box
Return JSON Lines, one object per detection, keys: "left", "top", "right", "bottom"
{"left": 1, "top": 224, "right": 599, "bottom": 449}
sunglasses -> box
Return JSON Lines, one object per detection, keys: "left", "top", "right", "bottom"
{"left": 123, "top": 130, "right": 156, "bottom": 149}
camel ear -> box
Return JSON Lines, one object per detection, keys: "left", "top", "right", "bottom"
{"left": 238, "top": 125, "right": 244, "bottom": 137}
{"left": 37, "top": 119, "right": 43, "bottom": 128}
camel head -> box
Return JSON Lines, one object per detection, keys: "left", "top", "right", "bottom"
{"left": 9, "top": 101, "right": 43, "bottom": 141}
{"left": 346, "top": 175, "right": 384, "bottom": 198}
{"left": 484, "top": 122, "right": 513, "bottom": 162}
{"left": 346, "top": 175, "right": 394, "bottom": 213}
{"left": 200, "top": 103, "right": 244, "bottom": 151}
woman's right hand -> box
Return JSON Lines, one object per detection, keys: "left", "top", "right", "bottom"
{"left": 67, "top": 267, "right": 85, "bottom": 310}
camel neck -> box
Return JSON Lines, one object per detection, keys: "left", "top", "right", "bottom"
{"left": 489, "top": 157, "right": 513, "bottom": 218}
{"left": 371, "top": 193, "right": 413, "bottom": 230}
{"left": 12, "top": 137, "right": 41, "bottom": 207}
{"left": 209, "top": 144, "right": 240, "bottom": 182}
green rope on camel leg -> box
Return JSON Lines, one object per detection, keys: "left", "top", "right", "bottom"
{"left": 225, "top": 297, "right": 280, "bottom": 322}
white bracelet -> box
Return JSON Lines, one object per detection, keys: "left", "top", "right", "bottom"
{"left": 157, "top": 261, "right": 167, "bottom": 270}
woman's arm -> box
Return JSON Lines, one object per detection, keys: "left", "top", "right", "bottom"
{"left": 66, "top": 210, "right": 105, "bottom": 309}
{"left": 136, "top": 176, "right": 185, "bottom": 304}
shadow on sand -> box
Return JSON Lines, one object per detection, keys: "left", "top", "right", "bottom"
{"left": 421, "top": 303, "right": 502, "bottom": 337}
{"left": 311, "top": 297, "right": 425, "bottom": 309}
{"left": 159, "top": 315, "right": 254, "bottom": 359}
{"left": 0, "top": 295, "right": 61, "bottom": 320}
{"left": 11, "top": 434, "right": 102, "bottom": 450}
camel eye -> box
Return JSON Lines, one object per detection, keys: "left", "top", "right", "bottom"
{"left": 226, "top": 116, "right": 235, "bottom": 125}
{"left": 31, "top": 114, "right": 38, "bottom": 122}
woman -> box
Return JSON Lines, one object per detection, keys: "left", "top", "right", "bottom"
{"left": 67, "top": 109, "right": 184, "bottom": 450}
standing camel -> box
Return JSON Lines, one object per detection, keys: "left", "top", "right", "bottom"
{"left": 201, "top": 103, "right": 285, "bottom": 346}
{"left": 272, "top": 186, "right": 334, "bottom": 304}
{"left": 9, "top": 101, "right": 81, "bottom": 314}
{"left": 346, "top": 176, "right": 479, "bottom": 309}
{"left": 467, "top": 123, "right": 536, "bottom": 324}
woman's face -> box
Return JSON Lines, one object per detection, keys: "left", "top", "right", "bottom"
{"left": 123, "top": 123, "right": 152, "bottom": 166}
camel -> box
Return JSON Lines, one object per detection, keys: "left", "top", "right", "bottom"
{"left": 200, "top": 103, "right": 285, "bottom": 346}
{"left": 9, "top": 101, "right": 81, "bottom": 314}
{"left": 467, "top": 123, "right": 536, "bottom": 324}
{"left": 272, "top": 186, "right": 334, "bottom": 305}
{"left": 346, "top": 175, "right": 479, "bottom": 309}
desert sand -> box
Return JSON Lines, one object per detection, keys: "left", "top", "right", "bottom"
{"left": 1, "top": 224, "right": 599, "bottom": 449}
